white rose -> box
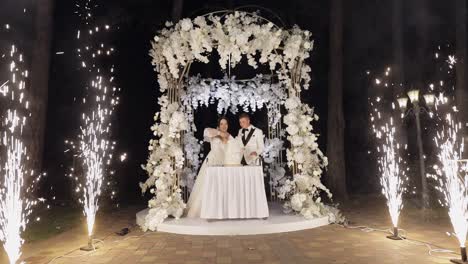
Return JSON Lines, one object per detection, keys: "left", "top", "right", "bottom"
{"left": 294, "top": 151, "right": 306, "bottom": 164}
{"left": 299, "top": 118, "right": 311, "bottom": 131}
{"left": 291, "top": 135, "right": 304, "bottom": 147}
{"left": 155, "top": 179, "right": 166, "bottom": 190}
{"left": 286, "top": 124, "right": 299, "bottom": 135}
{"left": 180, "top": 19, "right": 193, "bottom": 31}
{"left": 294, "top": 174, "right": 310, "bottom": 191}
{"left": 291, "top": 193, "right": 307, "bottom": 211}
{"left": 285, "top": 97, "right": 300, "bottom": 110}
{"left": 283, "top": 113, "right": 297, "bottom": 125}
{"left": 148, "top": 199, "right": 158, "bottom": 208}
{"left": 310, "top": 142, "right": 318, "bottom": 150}
{"left": 323, "top": 156, "right": 328, "bottom": 166}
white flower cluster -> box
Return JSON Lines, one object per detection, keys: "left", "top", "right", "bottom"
{"left": 268, "top": 164, "right": 286, "bottom": 191}
{"left": 263, "top": 138, "right": 284, "bottom": 164}
{"left": 277, "top": 96, "right": 331, "bottom": 219}
{"left": 139, "top": 96, "right": 189, "bottom": 231}
{"left": 149, "top": 11, "right": 313, "bottom": 93}
{"left": 179, "top": 130, "right": 202, "bottom": 191}
{"left": 181, "top": 75, "right": 286, "bottom": 126}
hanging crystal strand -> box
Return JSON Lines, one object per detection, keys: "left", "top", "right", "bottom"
{"left": 169, "top": 79, "right": 175, "bottom": 194}
{"left": 175, "top": 78, "right": 181, "bottom": 191}
{"left": 267, "top": 107, "right": 273, "bottom": 202}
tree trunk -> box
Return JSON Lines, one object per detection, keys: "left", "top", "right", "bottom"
{"left": 456, "top": 0, "right": 467, "bottom": 126}
{"left": 30, "top": 0, "right": 54, "bottom": 172}
{"left": 327, "top": 0, "right": 348, "bottom": 201}
{"left": 414, "top": 0, "right": 430, "bottom": 209}
{"left": 171, "top": 0, "right": 184, "bottom": 22}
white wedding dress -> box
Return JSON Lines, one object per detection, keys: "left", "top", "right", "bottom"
{"left": 186, "top": 128, "right": 241, "bottom": 218}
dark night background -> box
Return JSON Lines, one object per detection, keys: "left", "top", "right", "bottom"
{"left": 1, "top": 0, "right": 465, "bottom": 207}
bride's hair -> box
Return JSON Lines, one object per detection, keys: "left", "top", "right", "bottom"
{"left": 217, "top": 116, "right": 229, "bottom": 127}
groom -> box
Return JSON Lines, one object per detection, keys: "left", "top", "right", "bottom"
{"left": 237, "top": 113, "right": 265, "bottom": 166}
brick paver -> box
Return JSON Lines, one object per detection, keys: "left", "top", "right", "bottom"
{"left": 0, "top": 196, "right": 462, "bottom": 264}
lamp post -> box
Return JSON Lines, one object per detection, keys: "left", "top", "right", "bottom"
{"left": 397, "top": 89, "right": 435, "bottom": 210}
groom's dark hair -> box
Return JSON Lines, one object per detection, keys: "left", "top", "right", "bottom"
{"left": 239, "top": 113, "right": 250, "bottom": 120}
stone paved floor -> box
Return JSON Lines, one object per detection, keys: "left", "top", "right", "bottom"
{"left": 1, "top": 196, "right": 463, "bottom": 264}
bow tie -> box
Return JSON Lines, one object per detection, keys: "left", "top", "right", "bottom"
{"left": 242, "top": 128, "right": 248, "bottom": 133}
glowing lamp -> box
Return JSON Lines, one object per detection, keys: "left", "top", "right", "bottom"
{"left": 407, "top": 89, "right": 420, "bottom": 104}
{"left": 423, "top": 93, "right": 435, "bottom": 108}
{"left": 397, "top": 97, "right": 408, "bottom": 112}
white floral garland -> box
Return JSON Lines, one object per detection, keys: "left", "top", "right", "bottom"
{"left": 139, "top": 96, "right": 188, "bottom": 231}
{"left": 179, "top": 130, "right": 202, "bottom": 191}
{"left": 277, "top": 96, "right": 332, "bottom": 219}
{"left": 149, "top": 11, "right": 313, "bottom": 94}
{"left": 263, "top": 138, "right": 284, "bottom": 164}
{"left": 181, "top": 75, "right": 286, "bottom": 126}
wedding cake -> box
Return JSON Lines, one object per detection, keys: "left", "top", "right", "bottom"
{"left": 224, "top": 140, "right": 242, "bottom": 166}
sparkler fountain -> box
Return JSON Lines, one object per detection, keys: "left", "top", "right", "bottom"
{"left": 369, "top": 68, "right": 408, "bottom": 240}
{"left": 372, "top": 117, "right": 407, "bottom": 240}
{"left": 69, "top": 0, "right": 120, "bottom": 251}
{"left": 434, "top": 113, "right": 468, "bottom": 264}
{"left": 0, "top": 43, "right": 35, "bottom": 263}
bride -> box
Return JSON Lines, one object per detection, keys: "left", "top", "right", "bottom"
{"left": 186, "top": 117, "right": 240, "bottom": 218}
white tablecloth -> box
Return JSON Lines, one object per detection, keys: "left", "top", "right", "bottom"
{"left": 200, "top": 166, "right": 269, "bottom": 219}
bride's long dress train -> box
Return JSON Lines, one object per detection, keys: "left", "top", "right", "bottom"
{"left": 185, "top": 159, "right": 209, "bottom": 218}
{"left": 186, "top": 128, "right": 227, "bottom": 218}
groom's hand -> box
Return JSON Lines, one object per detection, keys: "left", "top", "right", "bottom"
{"left": 250, "top": 152, "right": 257, "bottom": 156}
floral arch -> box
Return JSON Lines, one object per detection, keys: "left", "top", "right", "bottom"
{"left": 139, "top": 10, "right": 332, "bottom": 231}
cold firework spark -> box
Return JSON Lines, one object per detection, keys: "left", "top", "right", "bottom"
{"left": 433, "top": 113, "right": 468, "bottom": 248}
{"left": 77, "top": 47, "right": 117, "bottom": 238}
{"left": 79, "top": 93, "right": 110, "bottom": 237}
{"left": 373, "top": 118, "right": 407, "bottom": 228}
{"left": 0, "top": 44, "right": 35, "bottom": 264}
{"left": 369, "top": 67, "right": 407, "bottom": 231}
{"left": 69, "top": 4, "right": 119, "bottom": 238}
